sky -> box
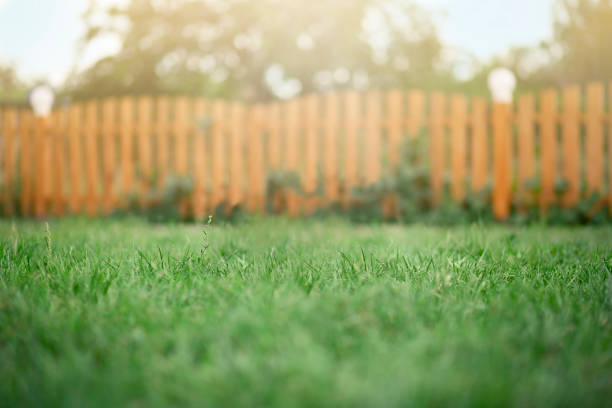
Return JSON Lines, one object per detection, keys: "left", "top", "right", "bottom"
{"left": 0, "top": 0, "right": 557, "bottom": 86}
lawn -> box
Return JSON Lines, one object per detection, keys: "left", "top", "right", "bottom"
{"left": 0, "top": 218, "right": 611, "bottom": 407}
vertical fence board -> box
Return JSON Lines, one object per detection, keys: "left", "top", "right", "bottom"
{"left": 120, "top": 97, "right": 134, "bottom": 199}
{"left": 609, "top": 82, "right": 612, "bottom": 214}
{"left": 248, "top": 105, "right": 265, "bottom": 213}
{"left": 585, "top": 82, "right": 604, "bottom": 196}
{"left": 174, "top": 97, "right": 189, "bottom": 176}
{"left": 365, "top": 90, "right": 381, "bottom": 185}
{"left": 429, "top": 92, "right": 446, "bottom": 205}
{"left": 450, "top": 94, "right": 467, "bottom": 201}
{"left": 561, "top": 86, "right": 580, "bottom": 207}
{"left": 211, "top": 100, "right": 226, "bottom": 211}
{"left": 285, "top": 99, "right": 300, "bottom": 216}
{"left": 267, "top": 102, "right": 281, "bottom": 170}
{"left": 470, "top": 97, "right": 488, "bottom": 192}
{"left": 492, "top": 103, "right": 512, "bottom": 220}
{"left": 156, "top": 96, "right": 170, "bottom": 189}
{"left": 19, "top": 110, "right": 33, "bottom": 216}
{"left": 386, "top": 90, "right": 402, "bottom": 166}
{"left": 85, "top": 101, "right": 99, "bottom": 216}
{"left": 68, "top": 105, "right": 82, "bottom": 214}
{"left": 192, "top": 98, "right": 207, "bottom": 219}
{"left": 3, "top": 109, "right": 16, "bottom": 215}
{"left": 102, "top": 99, "right": 116, "bottom": 214}
{"left": 51, "top": 109, "right": 67, "bottom": 216}
{"left": 344, "top": 91, "right": 360, "bottom": 204}
{"left": 540, "top": 89, "right": 558, "bottom": 212}
{"left": 229, "top": 102, "right": 245, "bottom": 209}
{"left": 32, "top": 117, "right": 43, "bottom": 217}
{"left": 517, "top": 94, "right": 535, "bottom": 205}
{"left": 304, "top": 94, "right": 319, "bottom": 214}
{"left": 137, "top": 97, "right": 153, "bottom": 206}
{"left": 407, "top": 90, "right": 425, "bottom": 139}
{"left": 32, "top": 115, "right": 54, "bottom": 217}
{"left": 324, "top": 92, "right": 339, "bottom": 203}
{"left": 174, "top": 97, "right": 190, "bottom": 215}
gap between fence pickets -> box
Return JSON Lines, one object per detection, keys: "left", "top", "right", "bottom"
{"left": 0, "top": 84, "right": 610, "bottom": 219}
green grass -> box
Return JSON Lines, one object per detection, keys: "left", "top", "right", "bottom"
{"left": 0, "top": 218, "right": 611, "bottom": 407}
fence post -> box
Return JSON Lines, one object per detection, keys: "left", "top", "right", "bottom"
{"left": 488, "top": 68, "right": 516, "bottom": 220}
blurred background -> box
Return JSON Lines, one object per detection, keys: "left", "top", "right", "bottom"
{"left": 0, "top": 0, "right": 610, "bottom": 103}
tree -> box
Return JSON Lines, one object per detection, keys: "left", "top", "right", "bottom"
{"left": 0, "top": 63, "right": 28, "bottom": 104}
{"left": 67, "top": 0, "right": 450, "bottom": 100}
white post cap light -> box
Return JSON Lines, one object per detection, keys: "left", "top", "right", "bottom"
{"left": 29, "top": 85, "right": 55, "bottom": 117}
{"left": 487, "top": 68, "right": 516, "bottom": 103}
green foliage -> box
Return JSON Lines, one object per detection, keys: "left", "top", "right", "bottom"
{"left": 263, "top": 134, "right": 609, "bottom": 225}
{"left": 69, "top": 0, "right": 447, "bottom": 100}
{"left": 0, "top": 219, "right": 611, "bottom": 406}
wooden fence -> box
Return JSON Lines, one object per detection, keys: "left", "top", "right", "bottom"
{"left": 0, "top": 82, "right": 611, "bottom": 220}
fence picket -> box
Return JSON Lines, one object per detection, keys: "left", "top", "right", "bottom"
{"left": 386, "top": 90, "right": 402, "bottom": 166}
{"left": 585, "top": 82, "right": 604, "bottom": 196}
{"left": 540, "top": 89, "right": 558, "bottom": 212}
{"left": 324, "top": 92, "right": 340, "bottom": 203}
{"left": 84, "top": 101, "right": 99, "bottom": 216}
{"left": 470, "top": 97, "right": 488, "bottom": 192}
{"left": 211, "top": 100, "right": 226, "bottom": 211}
{"left": 34, "top": 116, "right": 53, "bottom": 217}
{"left": 285, "top": 99, "right": 300, "bottom": 216}
{"left": 492, "top": 102, "right": 512, "bottom": 220}
{"left": 120, "top": 97, "right": 134, "bottom": 199}
{"left": 407, "top": 90, "right": 425, "bottom": 139}
{"left": 267, "top": 102, "right": 281, "bottom": 171}
{"left": 517, "top": 94, "right": 535, "bottom": 205}
{"left": 193, "top": 98, "right": 207, "bottom": 219}
{"left": 561, "top": 86, "right": 580, "bottom": 207}
{"left": 102, "top": 98, "right": 116, "bottom": 214}
{"left": 52, "top": 109, "right": 67, "bottom": 216}
{"left": 3, "top": 109, "right": 16, "bottom": 215}
{"left": 137, "top": 97, "right": 153, "bottom": 206}
{"left": 174, "top": 97, "right": 189, "bottom": 177}
{"left": 429, "top": 92, "right": 446, "bottom": 205}
{"left": 156, "top": 96, "right": 170, "bottom": 189}
{"left": 365, "top": 90, "right": 381, "bottom": 185}
{"left": 304, "top": 94, "right": 319, "bottom": 214}
{"left": 229, "top": 102, "right": 245, "bottom": 209}
{"left": 450, "top": 94, "right": 467, "bottom": 202}
{"left": 248, "top": 105, "right": 265, "bottom": 213}
{"left": 68, "top": 105, "right": 82, "bottom": 214}
{"left": 609, "top": 82, "right": 612, "bottom": 214}
{"left": 344, "top": 91, "right": 360, "bottom": 205}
